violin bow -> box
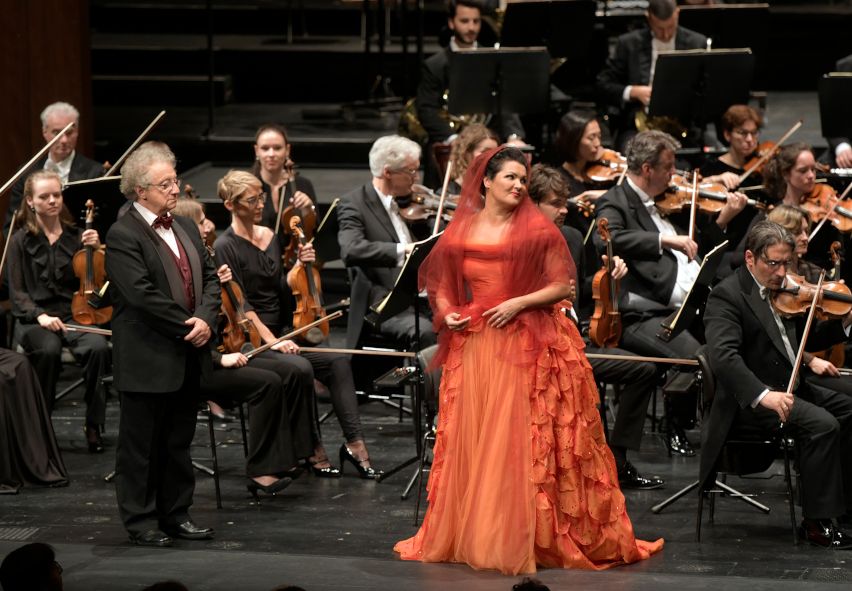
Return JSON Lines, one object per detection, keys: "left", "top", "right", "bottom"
{"left": 103, "top": 110, "right": 167, "bottom": 177}
{"left": 737, "top": 119, "right": 803, "bottom": 186}
{"left": 433, "top": 161, "right": 454, "bottom": 236}
{"left": 783, "top": 271, "right": 825, "bottom": 403}
{"left": 244, "top": 310, "right": 343, "bottom": 359}
{"left": 688, "top": 169, "right": 699, "bottom": 242}
{"left": 808, "top": 180, "right": 852, "bottom": 242}
{"left": 0, "top": 121, "right": 75, "bottom": 198}
{"left": 0, "top": 211, "right": 18, "bottom": 278}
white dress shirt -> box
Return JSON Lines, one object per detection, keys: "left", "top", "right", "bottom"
{"left": 621, "top": 35, "right": 675, "bottom": 104}
{"left": 45, "top": 151, "right": 75, "bottom": 185}
{"left": 374, "top": 186, "right": 413, "bottom": 266}
{"left": 134, "top": 202, "right": 179, "bottom": 257}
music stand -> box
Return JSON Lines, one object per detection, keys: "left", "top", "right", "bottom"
{"left": 313, "top": 198, "right": 341, "bottom": 264}
{"left": 370, "top": 233, "right": 442, "bottom": 487}
{"left": 818, "top": 73, "right": 852, "bottom": 140}
{"left": 447, "top": 47, "right": 550, "bottom": 124}
{"left": 62, "top": 176, "right": 125, "bottom": 238}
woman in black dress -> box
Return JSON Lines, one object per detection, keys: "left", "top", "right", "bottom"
{"left": 8, "top": 170, "right": 110, "bottom": 453}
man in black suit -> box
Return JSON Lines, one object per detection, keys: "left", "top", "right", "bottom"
{"left": 827, "top": 54, "right": 852, "bottom": 169}
{"left": 338, "top": 135, "right": 437, "bottom": 351}
{"left": 106, "top": 142, "right": 220, "bottom": 547}
{"left": 596, "top": 0, "right": 707, "bottom": 150}
{"left": 4, "top": 102, "right": 105, "bottom": 234}
{"left": 702, "top": 220, "right": 852, "bottom": 548}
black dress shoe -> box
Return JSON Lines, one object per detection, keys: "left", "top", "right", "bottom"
{"left": 617, "top": 461, "right": 665, "bottom": 490}
{"left": 84, "top": 425, "right": 105, "bottom": 454}
{"left": 129, "top": 529, "right": 173, "bottom": 547}
{"left": 799, "top": 519, "right": 852, "bottom": 549}
{"left": 339, "top": 444, "right": 383, "bottom": 480}
{"left": 246, "top": 476, "right": 293, "bottom": 501}
{"left": 161, "top": 520, "right": 214, "bottom": 540}
{"left": 666, "top": 430, "right": 696, "bottom": 457}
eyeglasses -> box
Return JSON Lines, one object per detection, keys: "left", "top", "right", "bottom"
{"left": 240, "top": 192, "right": 267, "bottom": 207}
{"left": 732, "top": 128, "right": 760, "bottom": 139}
{"left": 147, "top": 178, "right": 181, "bottom": 192}
{"left": 760, "top": 256, "right": 792, "bottom": 269}
{"left": 390, "top": 167, "right": 419, "bottom": 178}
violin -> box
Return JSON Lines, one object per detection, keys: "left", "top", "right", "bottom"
{"left": 800, "top": 182, "right": 852, "bottom": 234}
{"left": 286, "top": 216, "right": 329, "bottom": 345}
{"left": 71, "top": 200, "right": 112, "bottom": 326}
{"left": 584, "top": 149, "right": 627, "bottom": 185}
{"left": 274, "top": 162, "right": 317, "bottom": 267}
{"left": 398, "top": 184, "right": 458, "bottom": 223}
{"left": 772, "top": 272, "right": 852, "bottom": 320}
{"left": 589, "top": 218, "right": 622, "bottom": 348}
{"left": 206, "top": 243, "right": 262, "bottom": 354}
{"left": 738, "top": 119, "right": 803, "bottom": 186}
{"left": 813, "top": 242, "right": 846, "bottom": 367}
{"left": 658, "top": 173, "right": 765, "bottom": 216}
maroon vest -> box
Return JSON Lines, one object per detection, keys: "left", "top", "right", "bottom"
{"left": 164, "top": 237, "right": 196, "bottom": 313}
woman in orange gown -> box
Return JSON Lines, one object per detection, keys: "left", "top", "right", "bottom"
{"left": 394, "top": 147, "right": 663, "bottom": 575}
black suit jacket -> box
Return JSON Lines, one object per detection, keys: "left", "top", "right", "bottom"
{"left": 4, "top": 153, "right": 105, "bottom": 234}
{"left": 827, "top": 54, "right": 852, "bottom": 166}
{"left": 337, "top": 183, "right": 430, "bottom": 347}
{"left": 699, "top": 265, "right": 848, "bottom": 488}
{"left": 105, "top": 209, "right": 220, "bottom": 393}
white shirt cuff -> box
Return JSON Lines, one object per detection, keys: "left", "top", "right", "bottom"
{"left": 751, "top": 388, "right": 769, "bottom": 408}
{"left": 622, "top": 85, "right": 633, "bottom": 104}
{"left": 836, "top": 142, "right": 851, "bottom": 157}
{"left": 396, "top": 243, "right": 407, "bottom": 266}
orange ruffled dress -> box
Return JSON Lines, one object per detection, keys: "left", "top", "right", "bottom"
{"left": 394, "top": 243, "right": 663, "bottom": 575}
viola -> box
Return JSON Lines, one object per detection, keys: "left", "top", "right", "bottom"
{"left": 589, "top": 218, "right": 622, "bottom": 348}
{"left": 286, "top": 216, "right": 329, "bottom": 345}
{"left": 71, "top": 200, "right": 112, "bottom": 326}
{"left": 772, "top": 272, "right": 852, "bottom": 320}
{"left": 206, "top": 244, "right": 262, "bottom": 354}
{"left": 585, "top": 149, "right": 627, "bottom": 185}
{"left": 800, "top": 182, "right": 852, "bottom": 234}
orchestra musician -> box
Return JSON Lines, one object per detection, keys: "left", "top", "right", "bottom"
{"left": 4, "top": 102, "right": 105, "bottom": 234}
{"left": 702, "top": 220, "right": 852, "bottom": 548}
{"left": 595, "top": 0, "right": 707, "bottom": 150}
{"left": 8, "top": 170, "right": 111, "bottom": 454}
{"left": 445, "top": 123, "right": 498, "bottom": 195}
{"left": 106, "top": 142, "right": 219, "bottom": 547}
{"left": 337, "top": 135, "right": 438, "bottom": 350}
{"left": 529, "top": 164, "right": 663, "bottom": 490}
{"left": 701, "top": 105, "right": 764, "bottom": 190}
{"left": 416, "top": 0, "right": 524, "bottom": 185}
{"left": 213, "top": 170, "right": 381, "bottom": 479}
{"left": 827, "top": 54, "right": 852, "bottom": 170}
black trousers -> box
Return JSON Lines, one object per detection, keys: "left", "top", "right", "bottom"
{"left": 115, "top": 358, "right": 200, "bottom": 536}
{"left": 620, "top": 315, "right": 701, "bottom": 360}
{"left": 587, "top": 346, "right": 658, "bottom": 451}
{"left": 733, "top": 382, "right": 852, "bottom": 519}
{"left": 18, "top": 324, "right": 110, "bottom": 426}
{"left": 379, "top": 307, "right": 437, "bottom": 350}
{"left": 203, "top": 364, "right": 300, "bottom": 478}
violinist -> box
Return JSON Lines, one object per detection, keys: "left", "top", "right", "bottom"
{"left": 445, "top": 123, "right": 498, "bottom": 195}
{"left": 703, "top": 220, "right": 852, "bottom": 548}
{"left": 554, "top": 110, "right": 611, "bottom": 202}
{"left": 8, "top": 170, "right": 111, "bottom": 454}
{"left": 701, "top": 105, "right": 764, "bottom": 190}
{"left": 529, "top": 165, "right": 663, "bottom": 490}
{"left": 214, "top": 170, "right": 382, "bottom": 478}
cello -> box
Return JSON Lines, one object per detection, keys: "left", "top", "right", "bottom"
{"left": 71, "top": 200, "right": 112, "bottom": 325}
{"left": 589, "top": 218, "right": 622, "bottom": 348}
{"left": 286, "top": 216, "right": 329, "bottom": 345}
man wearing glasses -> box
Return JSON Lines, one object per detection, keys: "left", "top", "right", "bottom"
{"left": 337, "top": 135, "right": 437, "bottom": 350}
{"left": 702, "top": 220, "right": 852, "bottom": 549}
{"left": 106, "top": 141, "right": 220, "bottom": 547}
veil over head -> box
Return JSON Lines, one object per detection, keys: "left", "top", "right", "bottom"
{"left": 419, "top": 146, "right": 578, "bottom": 367}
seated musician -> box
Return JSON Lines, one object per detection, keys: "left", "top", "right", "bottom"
{"left": 213, "top": 171, "right": 381, "bottom": 479}
{"left": 416, "top": 0, "right": 523, "bottom": 185}
{"left": 702, "top": 220, "right": 852, "bottom": 548}
{"left": 8, "top": 170, "right": 110, "bottom": 454}
{"left": 4, "top": 102, "right": 105, "bottom": 234}
{"left": 595, "top": 0, "right": 706, "bottom": 150}
{"left": 701, "top": 105, "right": 764, "bottom": 190}
{"left": 337, "top": 135, "right": 438, "bottom": 351}
{"left": 529, "top": 164, "right": 663, "bottom": 490}
{"left": 445, "top": 123, "right": 498, "bottom": 195}
{"left": 828, "top": 53, "right": 852, "bottom": 170}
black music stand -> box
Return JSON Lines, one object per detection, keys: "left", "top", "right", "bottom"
{"left": 819, "top": 74, "right": 852, "bottom": 140}
{"left": 62, "top": 176, "right": 125, "bottom": 238}
{"left": 447, "top": 47, "right": 550, "bottom": 125}
{"left": 369, "top": 233, "right": 442, "bottom": 489}
{"left": 650, "top": 49, "right": 753, "bottom": 145}
{"left": 313, "top": 198, "right": 341, "bottom": 264}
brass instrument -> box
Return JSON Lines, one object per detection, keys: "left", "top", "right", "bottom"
{"left": 398, "top": 93, "right": 487, "bottom": 144}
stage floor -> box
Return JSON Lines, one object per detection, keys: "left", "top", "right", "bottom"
{"left": 3, "top": 360, "right": 852, "bottom": 590}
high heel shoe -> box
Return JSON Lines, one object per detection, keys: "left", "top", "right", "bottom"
{"left": 246, "top": 476, "right": 292, "bottom": 501}
{"left": 84, "top": 425, "right": 105, "bottom": 454}
{"left": 308, "top": 461, "right": 341, "bottom": 478}
{"left": 339, "top": 444, "right": 382, "bottom": 480}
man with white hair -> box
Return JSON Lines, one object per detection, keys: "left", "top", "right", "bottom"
{"left": 4, "top": 102, "right": 104, "bottom": 233}
{"left": 338, "top": 135, "right": 437, "bottom": 350}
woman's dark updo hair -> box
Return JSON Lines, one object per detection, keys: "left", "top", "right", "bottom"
{"left": 484, "top": 147, "right": 527, "bottom": 180}
{"left": 554, "top": 110, "right": 597, "bottom": 164}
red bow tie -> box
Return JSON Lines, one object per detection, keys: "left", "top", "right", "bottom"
{"left": 152, "top": 214, "right": 173, "bottom": 230}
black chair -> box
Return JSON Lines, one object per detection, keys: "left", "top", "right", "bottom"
{"left": 694, "top": 346, "right": 798, "bottom": 543}
{"left": 195, "top": 402, "right": 249, "bottom": 509}
{"left": 412, "top": 344, "right": 439, "bottom": 525}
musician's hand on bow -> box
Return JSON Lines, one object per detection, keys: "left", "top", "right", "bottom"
{"left": 483, "top": 297, "right": 526, "bottom": 329}
{"left": 760, "top": 390, "right": 794, "bottom": 422}
{"left": 220, "top": 352, "right": 248, "bottom": 369}
{"left": 81, "top": 229, "right": 100, "bottom": 248}
{"left": 603, "top": 255, "right": 628, "bottom": 280}
{"left": 807, "top": 355, "right": 840, "bottom": 377}
{"left": 37, "top": 314, "right": 66, "bottom": 333}
{"left": 184, "top": 317, "right": 212, "bottom": 347}
{"left": 444, "top": 312, "right": 471, "bottom": 332}
{"left": 216, "top": 264, "right": 232, "bottom": 284}
{"left": 291, "top": 190, "right": 313, "bottom": 211}
{"left": 661, "top": 235, "right": 698, "bottom": 261}
{"left": 630, "top": 85, "right": 652, "bottom": 106}
{"left": 837, "top": 146, "right": 852, "bottom": 169}
{"left": 272, "top": 339, "right": 300, "bottom": 355}
{"left": 297, "top": 242, "right": 316, "bottom": 264}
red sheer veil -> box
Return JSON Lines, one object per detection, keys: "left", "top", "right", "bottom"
{"left": 419, "top": 146, "right": 577, "bottom": 366}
